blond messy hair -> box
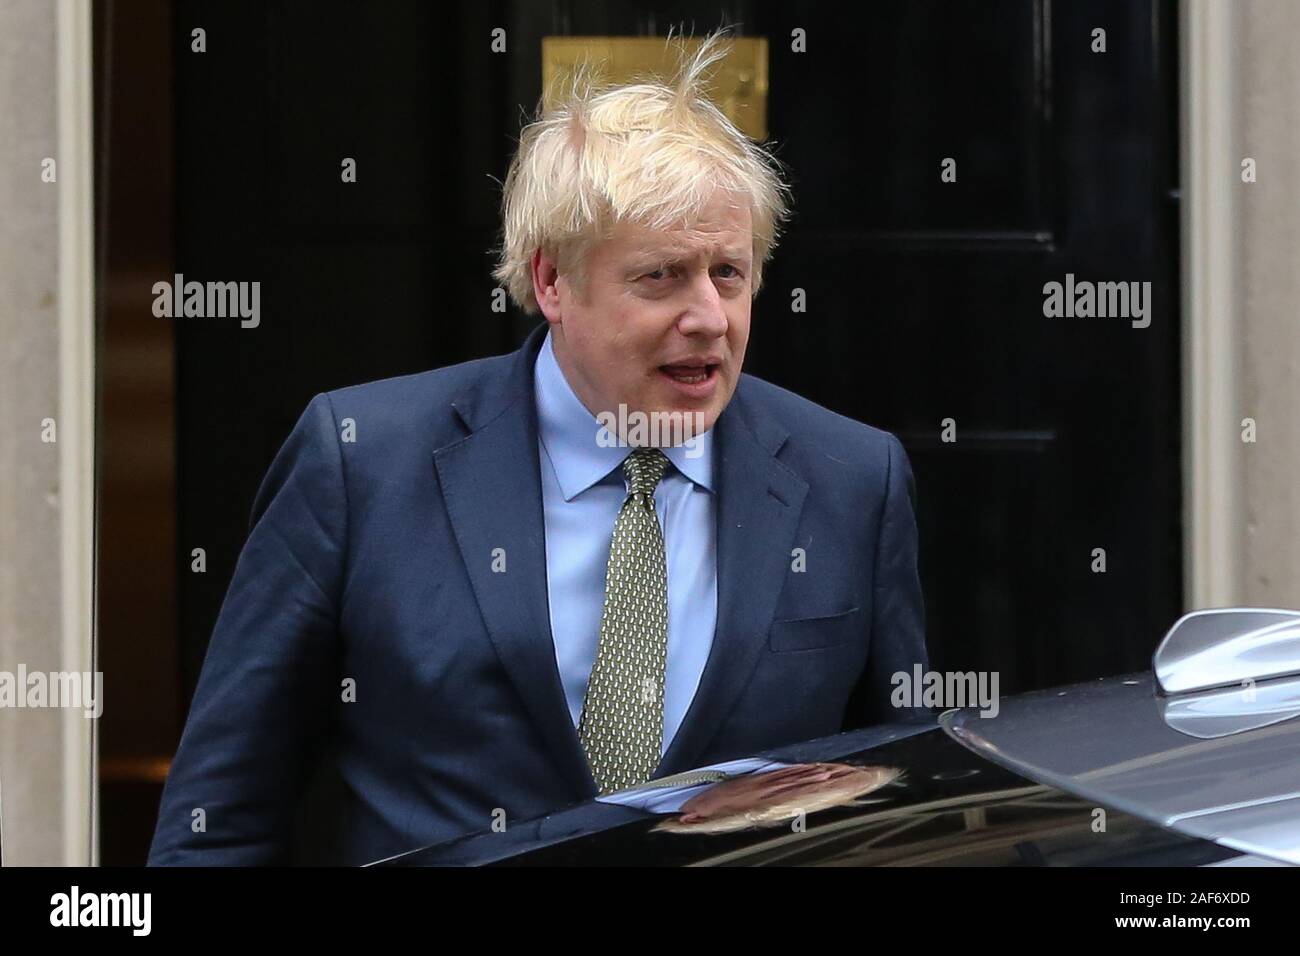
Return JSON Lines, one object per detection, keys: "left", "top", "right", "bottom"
{"left": 492, "top": 28, "right": 793, "bottom": 314}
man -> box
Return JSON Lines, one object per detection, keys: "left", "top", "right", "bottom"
{"left": 148, "top": 34, "right": 927, "bottom": 866}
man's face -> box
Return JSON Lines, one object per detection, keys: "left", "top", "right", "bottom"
{"left": 534, "top": 189, "right": 754, "bottom": 438}
{"left": 676, "top": 764, "right": 884, "bottom": 824}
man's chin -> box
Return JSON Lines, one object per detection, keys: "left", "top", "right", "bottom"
{"left": 655, "top": 389, "right": 732, "bottom": 432}
{"left": 657, "top": 403, "right": 720, "bottom": 436}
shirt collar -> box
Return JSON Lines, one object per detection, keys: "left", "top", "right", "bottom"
{"left": 533, "top": 329, "right": 715, "bottom": 501}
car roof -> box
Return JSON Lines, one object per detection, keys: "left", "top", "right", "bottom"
{"left": 943, "top": 671, "right": 1300, "bottom": 865}
{"left": 376, "top": 609, "right": 1300, "bottom": 866}
{"left": 374, "top": 715, "right": 1236, "bottom": 867}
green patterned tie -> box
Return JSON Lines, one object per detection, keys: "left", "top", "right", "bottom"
{"left": 578, "top": 447, "right": 672, "bottom": 795}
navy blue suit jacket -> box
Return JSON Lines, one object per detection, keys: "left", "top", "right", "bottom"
{"left": 148, "top": 322, "right": 928, "bottom": 865}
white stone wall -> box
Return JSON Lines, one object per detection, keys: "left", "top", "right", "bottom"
{"left": 1234, "top": 0, "right": 1300, "bottom": 606}
{"left": 0, "top": 0, "right": 94, "bottom": 866}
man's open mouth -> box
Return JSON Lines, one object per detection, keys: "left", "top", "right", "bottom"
{"left": 659, "top": 363, "right": 719, "bottom": 385}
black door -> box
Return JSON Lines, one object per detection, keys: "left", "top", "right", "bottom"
{"left": 170, "top": 0, "right": 1181, "bottom": 707}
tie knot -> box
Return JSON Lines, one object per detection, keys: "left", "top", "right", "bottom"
{"left": 622, "top": 447, "right": 670, "bottom": 499}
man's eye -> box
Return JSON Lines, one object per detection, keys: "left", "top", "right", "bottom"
{"left": 639, "top": 264, "right": 743, "bottom": 281}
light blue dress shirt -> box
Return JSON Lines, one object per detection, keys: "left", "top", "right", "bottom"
{"left": 534, "top": 329, "right": 718, "bottom": 756}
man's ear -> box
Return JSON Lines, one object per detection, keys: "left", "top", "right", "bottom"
{"left": 531, "top": 248, "right": 562, "bottom": 325}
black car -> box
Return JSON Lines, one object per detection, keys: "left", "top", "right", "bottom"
{"left": 372, "top": 608, "right": 1300, "bottom": 866}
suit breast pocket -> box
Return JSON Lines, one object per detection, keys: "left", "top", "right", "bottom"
{"left": 768, "top": 605, "right": 863, "bottom": 653}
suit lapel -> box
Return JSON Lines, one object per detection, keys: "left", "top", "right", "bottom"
{"left": 433, "top": 323, "right": 598, "bottom": 799}
{"left": 434, "top": 330, "right": 809, "bottom": 793}
{"left": 656, "top": 385, "right": 808, "bottom": 777}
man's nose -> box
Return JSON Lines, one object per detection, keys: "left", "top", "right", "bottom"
{"left": 676, "top": 270, "right": 729, "bottom": 337}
